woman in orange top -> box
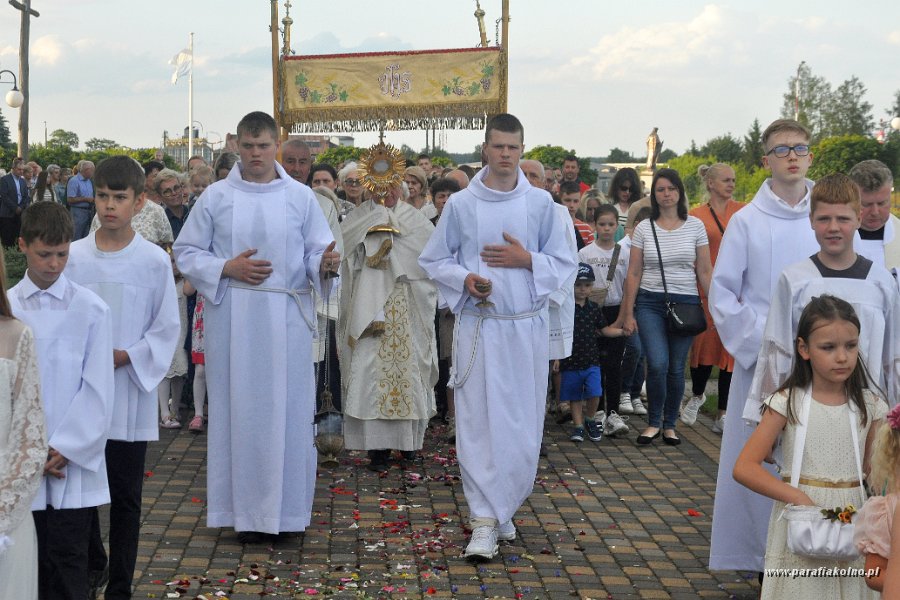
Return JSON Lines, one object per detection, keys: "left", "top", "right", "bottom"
{"left": 680, "top": 163, "right": 744, "bottom": 433}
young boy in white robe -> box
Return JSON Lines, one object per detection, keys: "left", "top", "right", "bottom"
{"left": 66, "top": 156, "right": 180, "bottom": 600}
{"left": 419, "top": 113, "right": 576, "bottom": 560}
{"left": 746, "top": 173, "right": 900, "bottom": 419}
{"left": 9, "top": 202, "right": 115, "bottom": 600}
{"left": 174, "top": 111, "right": 340, "bottom": 545}
{"left": 708, "top": 119, "right": 819, "bottom": 574}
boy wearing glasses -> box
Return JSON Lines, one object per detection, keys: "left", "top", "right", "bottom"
{"left": 708, "top": 119, "right": 819, "bottom": 575}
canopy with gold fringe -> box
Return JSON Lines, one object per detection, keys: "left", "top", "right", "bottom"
{"left": 280, "top": 47, "right": 506, "bottom": 133}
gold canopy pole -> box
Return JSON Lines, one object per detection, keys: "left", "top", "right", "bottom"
{"left": 501, "top": 0, "right": 509, "bottom": 112}
{"left": 270, "top": 0, "right": 282, "bottom": 137}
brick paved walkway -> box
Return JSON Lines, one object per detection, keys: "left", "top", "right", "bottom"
{"left": 101, "top": 408, "right": 761, "bottom": 599}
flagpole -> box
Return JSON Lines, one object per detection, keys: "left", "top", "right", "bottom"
{"left": 188, "top": 32, "right": 194, "bottom": 164}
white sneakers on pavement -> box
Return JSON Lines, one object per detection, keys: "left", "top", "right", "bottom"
{"left": 604, "top": 411, "right": 630, "bottom": 436}
{"left": 617, "top": 393, "right": 633, "bottom": 414}
{"left": 630, "top": 396, "right": 647, "bottom": 416}
{"left": 681, "top": 393, "right": 705, "bottom": 425}
{"left": 711, "top": 415, "right": 725, "bottom": 434}
{"left": 464, "top": 525, "right": 499, "bottom": 559}
{"left": 498, "top": 520, "right": 517, "bottom": 541}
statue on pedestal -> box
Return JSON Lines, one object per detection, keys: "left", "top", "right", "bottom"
{"left": 645, "top": 127, "right": 663, "bottom": 171}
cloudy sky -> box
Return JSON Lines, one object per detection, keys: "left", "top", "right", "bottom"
{"left": 1, "top": 0, "right": 898, "bottom": 159}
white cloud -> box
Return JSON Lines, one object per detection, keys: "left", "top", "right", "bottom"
{"left": 888, "top": 30, "right": 900, "bottom": 45}
{"left": 32, "top": 35, "right": 63, "bottom": 65}
{"left": 566, "top": 4, "right": 734, "bottom": 81}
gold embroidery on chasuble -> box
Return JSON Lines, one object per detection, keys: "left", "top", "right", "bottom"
{"left": 375, "top": 284, "right": 415, "bottom": 418}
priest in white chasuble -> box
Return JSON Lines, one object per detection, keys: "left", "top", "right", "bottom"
{"left": 339, "top": 152, "right": 438, "bottom": 473}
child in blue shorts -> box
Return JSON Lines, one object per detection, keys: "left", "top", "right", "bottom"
{"left": 555, "top": 263, "right": 624, "bottom": 442}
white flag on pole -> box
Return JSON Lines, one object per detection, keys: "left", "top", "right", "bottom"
{"left": 169, "top": 48, "right": 192, "bottom": 84}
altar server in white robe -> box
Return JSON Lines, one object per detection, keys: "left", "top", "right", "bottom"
{"left": 708, "top": 119, "right": 819, "bottom": 573}
{"left": 339, "top": 178, "right": 437, "bottom": 472}
{"left": 66, "top": 156, "right": 180, "bottom": 599}
{"left": 419, "top": 113, "right": 577, "bottom": 559}
{"left": 10, "top": 202, "right": 115, "bottom": 600}
{"left": 745, "top": 174, "right": 900, "bottom": 422}
{"left": 174, "top": 112, "right": 339, "bottom": 543}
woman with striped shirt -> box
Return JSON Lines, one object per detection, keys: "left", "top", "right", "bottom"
{"left": 615, "top": 169, "right": 713, "bottom": 446}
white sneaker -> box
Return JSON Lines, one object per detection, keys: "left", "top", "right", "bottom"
{"left": 630, "top": 396, "right": 647, "bottom": 416}
{"left": 464, "top": 525, "right": 498, "bottom": 559}
{"left": 681, "top": 393, "right": 705, "bottom": 425}
{"left": 711, "top": 415, "right": 725, "bottom": 434}
{"left": 593, "top": 409, "right": 606, "bottom": 424}
{"left": 640, "top": 382, "right": 647, "bottom": 399}
{"left": 498, "top": 520, "right": 516, "bottom": 541}
{"left": 617, "top": 393, "right": 634, "bottom": 414}
{"left": 604, "top": 411, "right": 630, "bottom": 436}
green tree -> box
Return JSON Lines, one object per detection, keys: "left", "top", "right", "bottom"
{"left": 808, "top": 135, "right": 883, "bottom": 180}
{"left": 687, "top": 140, "right": 700, "bottom": 156}
{"left": 607, "top": 147, "right": 634, "bottom": 162}
{"left": 522, "top": 145, "right": 597, "bottom": 185}
{"left": 781, "top": 65, "right": 874, "bottom": 140}
{"left": 666, "top": 154, "right": 712, "bottom": 203}
{"left": 892, "top": 89, "right": 900, "bottom": 117}
{"left": 28, "top": 143, "right": 80, "bottom": 170}
{"left": 742, "top": 118, "right": 764, "bottom": 170}
{"left": 700, "top": 134, "right": 743, "bottom": 164}
{"left": 781, "top": 63, "right": 831, "bottom": 139}
{"left": 0, "top": 108, "right": 13, "bottom": 151}
{"left": 315, "top": 146, "right": 363, "bottom": 168}
{"left": 85, "top": 137, "right": 119, "bottom": 152}
{"left": 821, "top": 76, "right": 873, "bottom": 138}
{"left": 48, "top": 129, "right": 79, "bottom": 149}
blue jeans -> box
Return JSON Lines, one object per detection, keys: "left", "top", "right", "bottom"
{"left": 70, "top": 206, "right": 93, "bottom": 240}
{"left": 622, "top": 328, "right": 644, "bottom": 398}
{"left": 635, "top": 290, "right": 699, "bottom": 430}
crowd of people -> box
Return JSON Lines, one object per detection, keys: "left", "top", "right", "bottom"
{"left": 3, "top": 111, "right": 900, "bottom": 599}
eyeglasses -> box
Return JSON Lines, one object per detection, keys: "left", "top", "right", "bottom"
{"left": 766, "top": 144, "right": 810, "bottom": 158}
{"left": 160, "top": 185, "right": 182, "bottom": 197}
{"left": 344, "top": 178, "right": 361, "bottom": 186}
{"left": 619, "top": 186, "right": 632, "bottom": 192}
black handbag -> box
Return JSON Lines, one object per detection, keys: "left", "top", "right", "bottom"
{"left": 649, "top": 220, "right": 707, "bottom": 337}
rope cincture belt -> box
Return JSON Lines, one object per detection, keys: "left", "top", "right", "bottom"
{"left": 780, "top": 475, "right": 862, "bottom": 489}
{"left": 448, "top": 308, "right": 540, "bottom": 389}
{"left": 228, "top": 282, "right": 317, "bottom": 332}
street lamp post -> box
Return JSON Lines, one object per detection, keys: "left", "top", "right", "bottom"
{"left": 0, "top": 69, "right": 24, "bottom": 109}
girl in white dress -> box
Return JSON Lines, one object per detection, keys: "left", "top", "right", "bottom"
{"left": 0, "top": 248, "right": 46, "bottom": 600}
{"left": 734, "top": 295, "right": 887, "bottom": 599}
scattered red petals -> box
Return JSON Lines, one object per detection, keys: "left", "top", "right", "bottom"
{"left": 687, "top": 509, "right": 702, "bottom": 517}
{"left": 144, "top": 471, "right": 153, "bottom": 478}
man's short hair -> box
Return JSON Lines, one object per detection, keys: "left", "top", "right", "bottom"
{"left": 188, "top": 154, "right": 207, "bottom": 165}
{"left": 762, "top": 118, "right": 811, "bottom": 148}
{"left": 563, "top": 154, "right": 578, "bottom": 163}
{"left": 484, "top": 113, "right": 524, "bottom": 144}
{"left": 430, "top": 177, "right": 461, "bottom": 198}
{"left": 283, "top": 138, "right": 310, "bottom": 152}
{"left": 457, "top": 165, "right": 475, "bottom": 179}
{"left": 94, "top": 156, "right": 146, "bottom": 195}
{"left": 79, "top": 161, "right": 94, "bottom": 173}
{"left": 417, "top": 153, "right": 431, "bottom": 161}
{"left": 810, "top": 173, "right": 860, "bottom": 215}
{"left": 143, "top": 160, "right": 164, "bottom": 176}
{"left": 9, "top": 157, "right": 24, "bottom": 170}
{"left": 559, "top": 181, "right": 581, "bottom": 196}
{"left": 848, "top": 159, "right": 893, "bottom": 193}
{"left": 20, "top": 201, "right": 73, "bottom": 245}
{"left": 236, "top": 111, "right": 278, "bottom": 140}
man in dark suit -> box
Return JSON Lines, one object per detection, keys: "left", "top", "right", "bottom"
{"left": 0, "top": 157, "right": 29, "bottom": 247}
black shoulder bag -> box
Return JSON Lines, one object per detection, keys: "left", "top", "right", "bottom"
{"left": 649, "top": 220, "right": 707, "bottom": 337}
